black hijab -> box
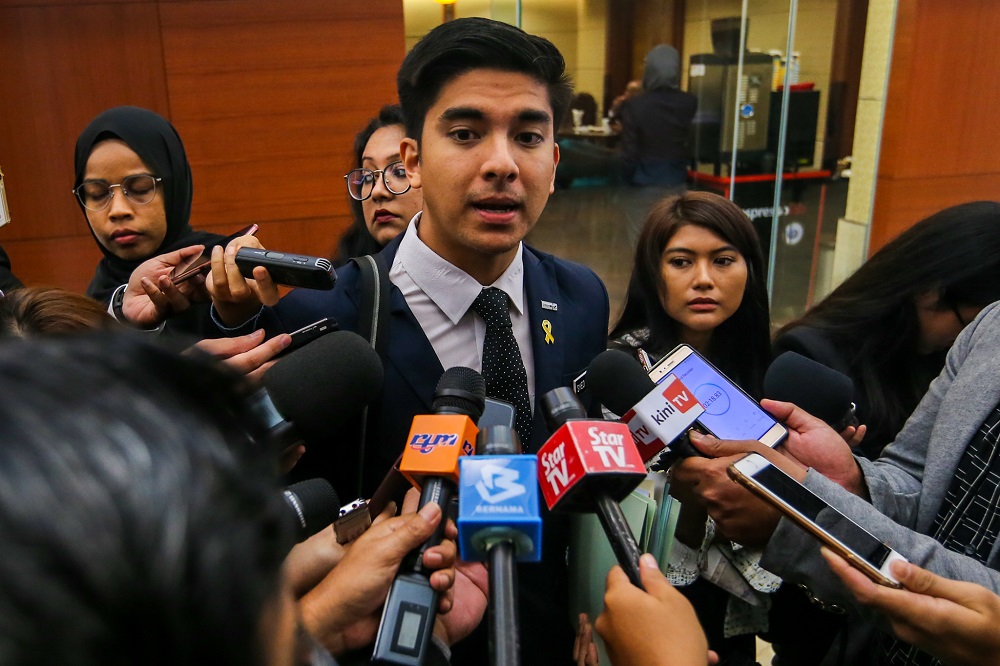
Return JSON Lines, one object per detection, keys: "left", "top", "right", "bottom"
{"left": 74, "top": 106, "right": 222, "bottom": 303}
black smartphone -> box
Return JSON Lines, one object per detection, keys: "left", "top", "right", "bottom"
{"left": 235, "top": 247, "right": 336, "bottom": 290}
{"left": 274, "top": 317, "right": 337, "bottom": 359}
{"left": 171, "top": 223, "right": 258, "bottom": 284}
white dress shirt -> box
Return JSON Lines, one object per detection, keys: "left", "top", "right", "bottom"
{"left": 389, "top": 213, "right": 536, "bottom": 410}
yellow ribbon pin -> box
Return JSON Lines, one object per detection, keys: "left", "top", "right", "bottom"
{"left": 542, "top": 320, "right": 555, "bottom": 344}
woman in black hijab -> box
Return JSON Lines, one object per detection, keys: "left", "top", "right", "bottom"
{"left": 73, "top": 106, "right": 224, "bottom": 334}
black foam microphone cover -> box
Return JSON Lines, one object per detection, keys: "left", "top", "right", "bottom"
{"left": 432, "top": 366, "right": 486, "bottom": 421}
{"left": 586, "top": 349, "right": 656, "bottom": 416}
{"left": 263, "top": 330, "right": 384, "bottom": 441}
{"left": 764, "top": 352, "right": 856, "bottom": 428}
{"left": 284, "top": 478, "right": 340, "bottom": 540}
{"left": 540, "top": 386, "right": 587, "bottom": 432}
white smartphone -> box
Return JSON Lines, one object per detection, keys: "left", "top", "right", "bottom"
{"left": 648, "top": 344, "right": 787, "bottom": 447}
{"left": 729, "top": 453, "right": 907, "bottom": 588}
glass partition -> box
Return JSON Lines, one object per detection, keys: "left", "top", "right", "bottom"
{"left": 401, "top": 0, "right": 859, "bottom": 326}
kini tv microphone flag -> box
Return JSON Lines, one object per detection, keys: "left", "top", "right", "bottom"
{"left": 587, "top": 349, "right": 704, "bottom": 463}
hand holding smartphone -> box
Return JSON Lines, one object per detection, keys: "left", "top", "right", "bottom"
{"left": 172, "top": 223, "right": 258, "bottom": 284}
{"left": 648, "top": 344, "right": 787, "bottom": 448}
{"left": 235, "top": 247, "right": 335, "bottom": 290}
{"left": 728, "top": 453, "right": 906, "bottom": 588}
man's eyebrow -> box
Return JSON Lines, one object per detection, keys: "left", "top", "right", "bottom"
{"left": 440, "top": 107, "right": 485, "bottom": 122}
{"left": 518, "top": 109, "right": 552, "bottom": 124}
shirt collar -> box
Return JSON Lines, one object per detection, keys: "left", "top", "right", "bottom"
{"left": 396, "top": 212, "right": 525, "bottom": 324}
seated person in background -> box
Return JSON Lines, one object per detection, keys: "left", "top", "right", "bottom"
{"left": 333, "top": 104, "right": 422, "bottom": 266}
{"left": 209, "top": 17, "right": 609, "bottom": 665}
{"left": 0, "top": 242, "right": 22, "bottom": 294}
{"left": 73, "top": 106, "right": 227, "bottom": 336}
{"left": 0, "top": 285, "right": 117, "bottom": 336}
{"left": 680, "top": 299, "right": 1000, "bottom": 664}
{"left": 618, "top": 45, "right": 697, "bottom": 189}
{"left": 608, "top": 80, "right": 642, "bottom": 133}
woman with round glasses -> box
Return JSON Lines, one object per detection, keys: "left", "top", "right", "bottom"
{"left": 332, "top": 105, "right": 422, "bottom": 265}
{"left": 73, "top": 106, "right": 224, "bottom": 333}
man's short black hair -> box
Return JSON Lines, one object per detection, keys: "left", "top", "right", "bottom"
{"left": 0, "top": 333, "right": 293, "bottom": 665}
{"left": 397, "top": 17, "right": 573, "bottom": 143}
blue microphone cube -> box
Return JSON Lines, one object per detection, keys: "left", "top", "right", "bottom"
{"left": 458, "top": 455, "right": 542, "bottom": 563}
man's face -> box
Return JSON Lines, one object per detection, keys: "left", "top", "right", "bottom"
{"left": 401, "top": 68, "right": 560, "bottom": 283}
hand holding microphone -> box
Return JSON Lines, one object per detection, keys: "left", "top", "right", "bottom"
{"left": 372, "top": 367, "right": 485, "bottom": 665}
{"left": 299, "top": 488, "right": 459, "bottom": 656}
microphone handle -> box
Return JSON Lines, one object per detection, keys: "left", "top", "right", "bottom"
{"left": 595, "top": 493, "right": 646, "bottom": 590}
{"left": 407, "top": 477, "right": 455, "bottom": 576}
{"left": 488, "top": 541, "right": 521, "bottom": 666}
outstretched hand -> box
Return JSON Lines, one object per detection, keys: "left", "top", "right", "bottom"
{"left": 822, "top": 548, "right": 1000, "bottom": 666}
{"left": 596, "top": 554, "right": 713, "bottom": 666}
{"left": 298, "top": 489, "right": 458, "bottom": 655}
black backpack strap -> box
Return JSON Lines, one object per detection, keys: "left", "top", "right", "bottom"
{"left": 349, "top": 253, "right": 391, "bottom": 497}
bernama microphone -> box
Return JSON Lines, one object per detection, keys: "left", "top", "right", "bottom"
{"left": 537, "top": 387, "right": 648, "bottom": 589}
{"left": 764, "top": 351, "right": 858, "bottom": 431}
{"left": 458, "top": 426, "right": 541, "bottom": 666}
{"left": 587, "top": 349, "right": 705, "bottom": 465}
{"left": 251, "top": 330, "right": 384, "bottom": 451}
{"left": 372, "top": 367, "right": 486, "bottom": 666}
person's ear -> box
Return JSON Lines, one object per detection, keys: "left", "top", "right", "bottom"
{"left": 401, "top": 138, "right": 421, "bottom": 190}
{"left": 549, "top": 142, "right": 560, "bottom": 195}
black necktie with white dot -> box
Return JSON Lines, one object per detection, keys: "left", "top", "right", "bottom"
{"left": 472, "top": 287, "right": 532, "bottom": 447}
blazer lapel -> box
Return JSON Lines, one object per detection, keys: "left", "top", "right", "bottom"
{"left": 524, "top": 249, "right": 565, "bottom": 399}
{"left": 917, "top": 347, "right": 1000, "bottom": 531}
{"left": 386, "top": 287, "right": 442, "bottom": 414}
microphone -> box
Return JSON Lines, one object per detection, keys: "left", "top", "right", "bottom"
{"left": 251, "top": 330, "right": 384, "bottom": 450}
{"left": 458, "top": 426, "right": 541, "bottom": 666}
{"left": 372, "top": 367, "right": 486, "bottom": 666}
{"left": 537, "top": 387, "right": 648, "bottom": 589}
{"left": 284, "top": 478, "right": 341, "bottom": 541}
{"left": 764, "top": 352, "right": 858, "bottom": 431}
{"left": 587, "top": 349, "right": 705, "bottom": 464}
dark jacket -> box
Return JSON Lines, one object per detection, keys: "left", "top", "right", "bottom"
{"left": 229, "top": 233, "right": 610, "bottom": 666}
{"left": 619, "top": 45, "right": 698, "bottom": 187}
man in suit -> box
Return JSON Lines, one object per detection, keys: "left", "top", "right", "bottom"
{"left": 679, "top": 301, "right": 1000, "bottom": 664}
{"left": 209, "top": 17, "right": 608, "bottom": 665}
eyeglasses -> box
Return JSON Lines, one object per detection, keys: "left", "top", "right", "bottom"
{"left": 344, "top": 161, "right": 411, "bottom": 201}
{"left": 72, "top": 174, "right": 162, "bottom": 212}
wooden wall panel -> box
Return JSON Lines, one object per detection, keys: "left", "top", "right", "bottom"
{"left": 0, "top": 0, "right": 404, "bottom": 293}
{"left": 0, "top": 2, "right": 170, "bottom": 292}
{"left": 160, "top": 0, "right": 404, "bottom": 255}
{"left": 870, "top": 0, "right": 1000, "bottom": 250}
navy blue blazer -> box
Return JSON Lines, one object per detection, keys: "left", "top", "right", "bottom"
{"left": 250, "top": 236, "right": 608, "bottom": 665}
{"left": 257, "top": 235, "right": 609, "bottom": 495}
